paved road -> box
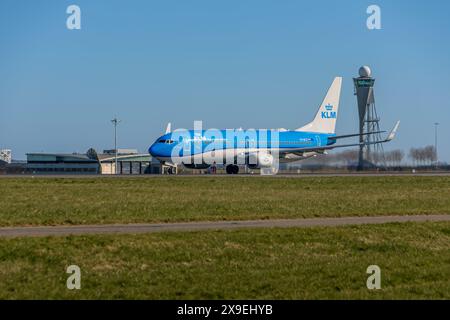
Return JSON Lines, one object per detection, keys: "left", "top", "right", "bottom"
{"left": 0, "top": 215, "right": 449, "bottom": 238}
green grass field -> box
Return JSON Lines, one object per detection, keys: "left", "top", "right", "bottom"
{"left": 1, "top": 176, "right": 449, "bottom": 299}
{"left": 0, "top": 176, "right": 449, "bottom": 226}
{"left": 0, "top": 222, "right": 449, "bottom": 299}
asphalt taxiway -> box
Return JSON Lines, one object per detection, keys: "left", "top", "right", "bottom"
{"left": 0, "top": 214, "right": 449, "bottom": 238}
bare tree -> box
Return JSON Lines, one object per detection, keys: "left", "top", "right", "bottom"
{"left": 384, "top": 151, "right": 392, "bottom": 167}
{"left": 390, "top": 149, "right": 404, "bottom": 167}
{"left": 340, "top": 150, "right": 359, "bottom": 165}
{"left": 409, "top": 146, "right": 436, "bottom": 167}
{"left": 423, "top": 145, "right": 436, "bottom": 165}
{"left": 371, "top": 152, "right": 382, "bottom": 165}
{"left": 409, "top": 148, "right": 419, "bottom": 166}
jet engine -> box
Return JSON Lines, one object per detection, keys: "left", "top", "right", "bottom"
{"left": 247, "top": 152, "right": 274, "bottom": 169}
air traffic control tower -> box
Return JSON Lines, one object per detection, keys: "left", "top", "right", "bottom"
{"left": 353, "top": 66, "right": 385, "bottom": 170}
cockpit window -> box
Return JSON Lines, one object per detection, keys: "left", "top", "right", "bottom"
{"left": 158, "top": 139, "right": 174, "bottom": 144}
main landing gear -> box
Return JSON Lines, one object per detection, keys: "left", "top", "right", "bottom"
{"left": 226, "top": 165, "right": 239, "bottom": 174}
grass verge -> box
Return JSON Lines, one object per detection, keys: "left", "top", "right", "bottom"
{"left": 0, "top": 221, "right": 449, "bottom": 299}
{"left": 0, "top": 176, "right": 449, "bottom": 226}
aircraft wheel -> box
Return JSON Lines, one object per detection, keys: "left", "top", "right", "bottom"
{"left": 232, "top": 165, "right": 239, "bottom": 174}
{"left": 226, "top": 165, "right": 233, "bottom": 174}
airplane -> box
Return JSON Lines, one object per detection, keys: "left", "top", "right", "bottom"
{"left": 149, "top": 77, "right": 400, "bottom": 174}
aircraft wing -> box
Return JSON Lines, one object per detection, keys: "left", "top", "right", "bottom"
{"left": 277, "top": 121, "right": 400, "bottom": 155}
{"left": 328, "top": 130, "right": 385, "bottom": 141}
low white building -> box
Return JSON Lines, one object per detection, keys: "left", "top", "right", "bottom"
{"left": 0, "top": 149, "right": 12, "bottom": 164}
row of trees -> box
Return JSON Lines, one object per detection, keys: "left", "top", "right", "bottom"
{"left": 315, "top": 149, "right": 406, "bottom": 166}
{"left": 344, "top": 149, "right": 405, "bottom": 167}
{"left": 408, "top": 146, "right": 437, "bottom": 166}
{"left": 302, "top": 145, "right": 437, "bottom": 167}
{"left": 371, "top": 146, "right": 436, "bottom": 167}
{"left": 379, "top": 150, "right": 404, "bottom": 167}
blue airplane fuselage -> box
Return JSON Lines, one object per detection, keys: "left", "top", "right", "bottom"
{"left": 149, "top": 130, "right": 336, "bottom": 159}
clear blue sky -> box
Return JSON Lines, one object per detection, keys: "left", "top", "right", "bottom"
{"left": 1, "top": 0, "right": 449, "bottom": 162}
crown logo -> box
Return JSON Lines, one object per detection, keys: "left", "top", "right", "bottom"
{"left": 325, "top": 104, "right": 333, "bottom": 111}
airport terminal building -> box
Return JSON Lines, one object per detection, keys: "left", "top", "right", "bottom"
{"left": 26, "top": 149, "right": 162, "bottom": 175}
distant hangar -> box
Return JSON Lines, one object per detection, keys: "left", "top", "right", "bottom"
{"left": 26, "top": 149, "right": 162, "bottom": 175}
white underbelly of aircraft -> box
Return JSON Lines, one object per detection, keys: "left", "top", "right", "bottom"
{"left": 157, "top": 148, "right": 318, "bottom": 168}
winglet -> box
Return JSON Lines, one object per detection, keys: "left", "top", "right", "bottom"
{"left": 165, "top": 122, "right": 172, "bottom": 134}
{"left": 386, "top": 121, "right": 400, "bottom": 141}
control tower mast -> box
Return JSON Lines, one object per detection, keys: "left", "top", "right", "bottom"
{"left": 353, "top": 66, "right": 386, "bottom": 170}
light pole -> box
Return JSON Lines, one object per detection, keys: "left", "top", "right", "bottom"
{"left": 111, "top": 117, "right": 121, "bottom": 174}
{"left": 434, "top": 122, "right": 439, "bottom": 168}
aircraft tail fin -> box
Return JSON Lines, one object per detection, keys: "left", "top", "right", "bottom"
{"left": 296, "top": 77, "right": 342, "bottom": 134}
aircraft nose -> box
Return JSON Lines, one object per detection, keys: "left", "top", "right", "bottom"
{"left": 149, "top": 143, "right": 159, "bottom": 157}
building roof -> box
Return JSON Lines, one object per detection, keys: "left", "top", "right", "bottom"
{"left": 27, "top": 153, "right": 95, "bottom": 163}
{"left": 97, "top": 153, "right": 151, "bottom": 162}
{"left": 103, "top": 149, "right": 139, "bottom": 155}
{"left": 26, "top": 152, "right": 153, "bottom": 163}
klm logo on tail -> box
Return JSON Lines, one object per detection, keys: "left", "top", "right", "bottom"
{"left": 321, "top": 104, "right": 336, "bottom": 119}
